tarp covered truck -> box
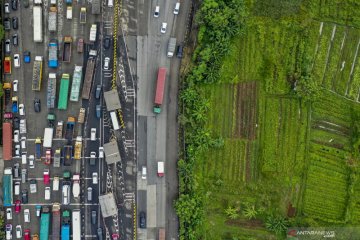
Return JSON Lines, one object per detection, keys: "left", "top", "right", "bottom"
{"left": 74, "top": 137, "right": 82, "bottom": 160}
{"left": 47, "top": 73, "right": 57, "bottom": 108}
{"left": 48, "top": 40, "right": 58, "bottom": 68}
{"left": 48, "top": 7, "right": 57, "bottom": 32}
{"left": 35, "top": 138, "right": 42, "bottom": 160}
{"left": 32, "top": 56, "right": 43, "bottom": 91}
{"left": 58, "top": 74, "right": 70, "bottom": 110}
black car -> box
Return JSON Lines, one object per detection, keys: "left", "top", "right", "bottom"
{"left": 176, "top": 44, "right": 184, "bottom": 58}
{"left": 13, "top": 117, "right": 20, "bottom": 129}
{"left": 21, "top": 189, "right": 28, "bottom": 203}
{"left": 4, "top": 18, "right": 11, "bottom": 30}
{"left": 95, "top": 85, "right": 102, "bottom": 99}
{"left": 139, "top": 211, "right": 146, "bottom": 228}
{"left": 12, "top": 17, "right": 18, "bottom": 29}
{"left": 103, "top": 36, "right": 111, "bottom": 49}
{"left": 34, "top": 98, "right": 41, "bottom": 112}
{"left": 12, "top": 34, "right": 18, "bottom": 46}
{"left": 11, "top": 0, "right": 17, "bottom": 10}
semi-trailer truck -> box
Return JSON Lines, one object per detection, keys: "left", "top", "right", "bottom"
{"left": 154, "top": 67, "right": 167, "bottom": 113}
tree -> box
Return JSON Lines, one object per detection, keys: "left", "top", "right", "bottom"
{"left": 0, "top": 25, "right": 4, "bottom": 41}
{"left": 0, "top": 215, "right": 5, "bottom": 239}
{"left": 295, "top": 74, "right": 321, "bottom": 102}
{"left": 0, "top": 83, "right": 3, "bottom": 98}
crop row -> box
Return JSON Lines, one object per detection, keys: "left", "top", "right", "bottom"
{"left": 347, "top": 52, "right": 360, "bottom": 100}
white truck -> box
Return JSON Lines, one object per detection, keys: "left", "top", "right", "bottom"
{"left": 72, "top": 174, "right": 80, "bottom": 198}
{"left": 48, "top": 7, "right": 57, "bottom": 32}
{"left": 33, "top": 6, "right": 43, "bottom": 42}
{"left": 157, "top": 162, "right": 164, "bottom": 177}
{"left": 89, "top": 24, "right": 97, "bottom": 42}
{"left": 167, "top": 38, "right": 176, "bottom": 57}
{"left": 66, "top": 6, "right": 72, "bottom": 20}
{"left": 43, "top": 128, "right": 54, "bottom": 148}
{"left": 20, "top": 119, "right": 27, "bottom": 134}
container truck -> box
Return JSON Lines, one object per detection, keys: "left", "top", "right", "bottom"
{"left": 81, "top": 53, "right": 96, "bottom": 99}
{"left": 3, "top": 83, "right": 11, "bottom": 105}
{"left": 40, "top": 206, "right": 51, "bottom": 240}
{"left": 62, "top": 36, "right": 72, "bottom": 62}
{"left": 79, "top": 7, "right": 86, "bottom": 24}
{"left": 20, "top": 119, "right": 27, "bottom": 134}
{"left": 157, "top": 162, "right": 164, "bottom": 177}
{"left": 3, "top": 123, "right": 12, "bottom": 161}
{"left": 3, "top": 168, "right": 13, "bottom": 206}
{"left": 61, "top": 210, "right": 71, "bottom": 240}
{"left": 58, "top": 74, "right": 70, "bottom": 110}
{"left": 56, "top": 121, "right": 63, "bottom": 138}
{"left": 72, "top": 174, "right": 80, "bottom": 198}
{"left": 52, "top": 203, "right": 61, "bottom": 240}
{"left": 47, "top": 73, "right": 57, "bottom": 108}
{"left": 63, "top": 145, "right": 73, "bottom": 166}
{"left": 89, "top": 24, "right": 97, "bottom": 42}
{"left": 12, "top": 96, "right": 18, "bottom": 113}
{"left": 167, "top": 38, "right": 176, "bottom": 57}
{"left": 48, "top": 40, "right": 58, "bottom": 68}
{"left": 78, "top": 108, "right": 85, "bottom": 124}
{"left": 74, "top": 137, "right": 82, "bottom": 160}
{"left": 32, "top": 56, "right": 43, "bottom": 91}
{"left": 33, "top": 6, "right": 43, "bottom": 42}
{"left": 91, "top": 0, "right": 100, "bottom": 14}
{"left": 35, "top": 138, "right": 42, "bottom": 160}
{"left": 48, "top": 7, "right": 57, "bottom": 32}
{"left": 43, "top": 128, "right": 54, "bottom": 148}
{"left": 154, "top": 67, "right": 167, "bottom": 113}
{"left": 70, "top": 66, "right": 83, "bottom": 101}
{"left": 65, "top": 117, "right": 75, "bottom": 142}
{"left": 4, "top": 57, "right": 11, "bottom": 74}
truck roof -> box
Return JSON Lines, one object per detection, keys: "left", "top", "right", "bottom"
{"left": 3, "top": 122, "right": 12, "bottom": 160}
{"left": 154, "top": 67, "right": 167, "bottom": 105}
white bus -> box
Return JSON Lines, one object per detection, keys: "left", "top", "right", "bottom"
{"left": 72, "top": 209, "right": 81, "bottom": 240}
{"left": 110, "top": 111, "right": 120, "bottom": 130}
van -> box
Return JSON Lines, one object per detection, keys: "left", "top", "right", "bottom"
{"left": 53, "top": 176, "right": 59, "bottom": 191}
{"left": 14, "top": 181, "right": 20, "bottom": 195}
{"left": 24, "top": 209, "right": 30, "bottom": 222}
{"left": 107, "top": 0, "right": 113, "bottom": 7}
{"left": 173, "top": 2, "right": 180, "bottom": 14}
{"left": 45, "top": 187, "right": 51, "bottom": 200}
{"left": 87, "top": 187, "right": 92, "bottom": 201}
{"left": 21, "top": 169, "right": 27, "bottom": 183}
{"left": 91, "top": 128, "right": 96, "bottom": 141}
{"left": 21, "top": 153, "right": 27, "bottom": 164}
{"left": 13, "top": 163, "right": 19, "bottom": 178}
{"left": 142, "top": 166, "right": 147, "bottom": 179}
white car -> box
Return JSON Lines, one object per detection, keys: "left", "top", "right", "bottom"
{"left": 21, "top": 153, "right": 27, "bottom": 165}
{"left": 14, "top": 130, "right": 19, "bottom": 142}
{"left": 13, "top": 80, "right": 18, "bottom": 92}
{"left": 99, "top": 147, "right": 104, "bottom": 158}
{"left": 16, "top": 225, "right": 22, "bottom": 238}
{"left": 6, "top": 208, "right": 12, "bottom": 220}
{"left": 6, "top": 224, "right": 12, "bottom": 240}
{"left": 104, "top": 57, "right": 110, "bottom": 70}
{"left": 19, "top": 104, "right": 25, "bottom": 116}
{"left": 160, "top": 22, "right": 167, "bottom": 33}
{"left": 174, "top": 2, "right": 180, "bottom": 14}
{"left": 4, "top": 3, "right": 10, "bottom": 13}
{"left": 21, "top": 136, "right": 26, "bottom": 149}
{"left": 142, "top": 166, "right": 147, "bottom": 179}
{"left": 29, "top": 155, "right": 35, "bottom": 168}
{"left": 91, "top": 128, "right": 96, "bottom": 141}
{"left": 15, "top": 144, "right": 20, "bottom": 156}
{"left": 154, "top": 5, "right": 159, "bottom": 17}
{"left": 24, "top": 209, "right": 30, "bottom": 222}
{"left": 14, "top": 54, "right": 20, "bottom": 68}
{"left": 92, "top": 172, "right": 98, "bottom": 184}
{"left": 45, "top": 187, "right": 51, "bottom": 200}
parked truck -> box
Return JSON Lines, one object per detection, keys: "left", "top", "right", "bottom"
{"left": 89, "top": 24, "right": 97, "bottom": 42}
{"left": 20, "top": 119, "right": 26, "bottom": 134}
{"left": 91, "top": 0, "right": 100, "bottom": 14}
{"left": 79, "top": 7, "right": 86, "bottom": 24}
{"left": 78, "top": 108, "right": 85, "bottom": 124}
{"left": 62, "top": 36, "right": 72, "bottom": 62}
{"left": 47, "top": 113, "right": 56, "bottom": 127}
{"left": 157, "top": 162, "right": 164, "bottom": 177}
{"left": 72, "top": 174, "right": 80, "bottom": 198}
{"left": 47, "top": 73, "right": 57, "bottom": 108}
{"left": 49, "top": 40, "right": 58, "bottom": 68}
{"left": 74, "top": 137, "right": 82, "bottom": 160}
{"left": 61, "top": 210, "right": 71, "bottom": 240}
{"left": 12, "top": 96, "right": 18, "bottom": 113}
{"left": 3, "top": 83, "right": 11, "bottom": 105}
{"left": 154, "top": 67, "right": 167, "bottom": 113}
{"left": 32, "top": 56, "right": 43, "bottom": 91}
{"left": 56, "top": 121, "right": 63, "bottom": 138}
{"left": 40, "top": 206, "right": 51, "bottom": 240}
{"left": 81, "top": 55, "right": 96, "bottom": 99}
{"left": 167, "top": 38, "right": 176, "bottom": 57}
{"left": 33, "top": 6, "right": 43, "bottom": 42}
{"left": 65, "top": 117, "right": 75, "bottom": 142}
{"left": 3, "top": 123, "right": 12, "bottom": 161}
{"left": 35, "top": 138, "right": 42, "bottom": 160}
{"left": 58, "top": 74, "right": 70, "bottom": 110}
{"left": 63, "top": 145, "right": 73, "bottom": 166}
{"left": 4, "top": 57, "right": 11, "bottom": 74}
{"left": 43, "top": 128, "right": 54, "bottom": 148}
{"left": 70, "top": 66, "right": 83, "bottom": 102}
{"left": 48, "top": 7, "right": 57, "bottom": 32}
{"left": 52, "top": 203, "right": 61, "bottom": 240}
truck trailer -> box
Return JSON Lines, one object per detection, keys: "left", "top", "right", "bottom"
{"left": 81, "top": 52, "right": 96, "bottom": 99}
{"left": 70, "top": 66, "right": 83, "bottom": 101}
{"left": 52, "top": 203, "right": 61, "bottom": 240}
{"left": 3, "top": 123, "right": 12, "bottom": 161}
{"left": 167, "top": 38, "right": 176, "bottom": 57}
{"left": 154, "top": 67, "right": 167, "bottom": 113}
{"left": 43, "top": 128, "right": 54, "bottom": 148}
{"left": 62, "top": 36, "right": 72, "bottom": 62}
{"left": 47, "top": 73, "right": 57, "bottom": 108}
{"left": 48, "top": 7, "right": 57, "bottom": 32}
{"left": 49, "top": 40, "right": 58, "bottom": 68}
{"left": 58, "top": 74, "right": 70, "bottom": 110}
{"left": 32, "top": 56, "right": 43, "bottom": 91}
{"left": 33, "top": 6, "right": 43, "bottom": 42}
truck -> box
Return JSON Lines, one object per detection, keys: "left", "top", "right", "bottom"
{"left": 62, "top": 36, "right": 72, "bottom": 62}
{"left": 20, "top": 119, "right": 26, "bottom": 134}
{"left": 52, "top": 203, "right": 61, "bottom": 240}
{"left": 63, "top": 145, "right": 73, "bottom": 166}
{"left": 72, "top": 174, "right": 80, "bottom": 198}
{"left": 72, "top": 210, "right": 81, "bottom": 240}
{"left": 56, "top": 121, "right": 63, "bottom": 138}
{"left": 54, "top": 149, "right": 61, "bottom": 167}
{"left": 4, "top": 57, "right": 11, "bottom": 74}
{"left": 65, "top": 117, "right": 75, "bottom": 142}
{"left": 81, "top": 51, "right": 97, "bottom": 99}
{"left": 3, "top": 83, "right": 11, "bottom": 105}
{"left": 12, "top": 96, "right": 18, "bottom": 113}
{"left": 48, "top": 7, "right": 57, "bottom": 32}
{"left": 58, "top": 74, "right": 70, "bottom": 110}
{"left": 66, "top": 6, "right": 72, "bottom": 19}
{"left": 35, "top": 138, "right": 42, "bottom": 160}
{"left": 159, "top": 228, "right": 165, "bottom": 240}
{"left": 89, "top": 24, "right": 97, "bottom": 42}
{"left": 3, "top": 168, "right": 13, "bottom": 206}
{"left": 79, "top": 7, "right": 86, "bottom": 24}
{"left": 49, "top": 40, "right": 58, "bottom": 68}
{"left": 167, "top": 38, "right": 176, "bottom": 57}
{"left": 78, "top": 108, "right": 85, "bottom": 124}
{"left": 40, "top": 206, "right": 51, "bottom": 240}
{"left": 43, "top": 128, "right": 54, "bottom": 148}
{"left": 3, "top": 123, "right": 12, "bottom": 161}
{"left": 47, "top": 73, "right": 57, "bottom": 108}
{"left": 74, "top": 137, "right": 82, "bottom": 160}
{"left": 70, "top": 66, "right": 83, "bottom": 102}
{"left": 34, "top": 0, "right": 42, "bottom": 4}
{"left": 32, "top": 56, "right": 43, "bottom": 91}
{"left": 91, "top": 0, "right": 100, "bottom": 14}
{"left": 157, "top": 162, "right": 164, "bottom": 177}
{"left": 61, "top": 210, "right": 71, "bottom": 240}
{"left": 47, "top": 113, "right": 56, "bottom": 127}
{"left": 154, "top": 67, "right": 167, "bottom": 113}
{"left": 33, "top": 6, "right": 43, "bottom": 42}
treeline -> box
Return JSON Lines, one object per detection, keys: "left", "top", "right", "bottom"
{"left": 175, "top": 0, "right": 246, "bottom": 239}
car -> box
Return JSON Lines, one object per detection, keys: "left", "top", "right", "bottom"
{"left": 89, "top": 151, "right": 96, "bottom": 166}
{"left": 13, "top": 117, "right": 20, "bottom": 129}
{"left": 4, "top": 111, "right": 13, "bottom": 119}
{"left": 34, "top": 99, "right": 41, "bottom": 112}
{"left": 139, "top": 211, "right": 146, "bottom": 228}
{"left": 45, "top": 149, "right": 51, "bottom": 165}
{"left": 14, "top": 130, "right": 19, "bottom": 142}
{"left": 13, "top": 80, "right": 18, "bottom": 92}
{"left": 107, "top": 0, "right": 113, "bottom": 7}
{"left": 16, "top": 225, "right": 22, "bottom": 238}
{"left": 142, "top": 166, "right": 147, "bottom": 179}
{"left": 13, "top": 163, "right": 20, "bottom": 177}
{"left": 112, "top": 234, "right": 119, "bottom": 240}
{"left": 24, "top": 209, "right": 30, "bottom": 222}
{"left": 4, "top": 18, "right": 11, "bottom": 30}
{"left": 62, "top": 184, "right": 70, "bottom": 205}
{"left": 97, "top": 228, "right": 103, "bottom": 240}
{"left": 5, "top": 3, "right": 10, "bottom": 13}
{"left": 104, "top": 57, "right": 110, "bottom": 70}
{"left": 35, "top": 205, "right": 41, "bottom": 217}
{"left": 15, "top": 144, "right": 20, "bottom": 156}
{"left": 45, "top": 187, "right": 51, "bottom": 200}
{"left": 91, "top": 210, "right": 97, "bottom": 224}
{"left": 154, "top": 5, "right": 159, "bottom": 17}
{"left": 6, "top": 224, "right": 12, "bottom": 240}
{"left": 5, "top": 39, "right": 11, "bottom": 53}
{"left": 95, "top": 85, "right": 102, "bottom": 99}
{"left": 15, "top": 200, "right": 21, "bottom": 213}
{"left": 87, "top": 187, "right": 93, "bottom": 201}
{"left": 22, "top": 189, "right": 28, "bottom": 204}
{"left": 14, "top": 54, "right": 20, "bottom": 68}
{"left": 12, "top": 34, "right": 18, "bottom": 46}
{"left": 92, "top": 172, "right": 98, "bottom": 184}
{"left": 15, "top": 181, "right": 20, "bottom": 195}
{"left": 6, "top": 208, "right": 12, "bottom": 220}
{"left": 21, "top": 136, "right": 26, "bottom": 149}
{"left": 22, "top": 0, "right": 29, "bottom": 8}
{"left": 96, "top": 105, "right": 101, "bottom": 118}
{"left": 103, "top": 36, "right": 111, "bottom": 49}
{"left": 91, "top": 128, "right": 96, "bottom": 141}
{"left": 177, "top": 44, "right": 184, "bottom": 58}
{"left": 11, "top": 0, "right": 17, "bottom": 10}
{"left": 19, "top": 104, "right": 25, "bottom": 115}
{"left": 12, "top": 17, "right": 18, "bottom": 29}
{"left": 23, "top": 51, "right": 30, "bottom": 63}
{"left": 160, "top": 22, "right": 167, "bottom": 33}
{"left": 24, "top": 229, "right": 30, "bottom": 240}
{"left": 99, "top": 147, "right": 104, "bottom": 158}
{"left": 29, "top": 155, "right": 35, "bottom": 168}
{"left": 43, "top": 169, "right": 50, "bottom": 184}
{"left": 30, "top": 179, "right": 37, "bottom": 193}
{"left": 173, "top": 2, "right": 180, "bottom": 14}
{"left": 21, "top": 169, "right": 27, "bottom": 183}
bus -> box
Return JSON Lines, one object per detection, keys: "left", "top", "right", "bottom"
{"left": 3, "top": 168, "right": 13, "bottom": 207}
{"left": 110, "top": 111, "right": 120, "bottom": 130}
{"left": 40, "top": 206, "right": 51, "bottom": 240}
{"left": 72, "top": 209, "right": 81, "bottom": 240}
{"left": 58, "top": 74, "right": 70, "bottom": 110}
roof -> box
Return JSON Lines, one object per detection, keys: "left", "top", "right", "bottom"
{"left": 99, "top": 193, "right": 118, "bottom": 218}
{"left": 103, "top": 140, "right": 121, "bottom": 164}
{"left": 103, "top": 89, "right": 121, "bottom": 111}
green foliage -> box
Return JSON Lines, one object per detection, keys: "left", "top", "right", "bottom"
{"left": 0, "top": 25, "right": 4, "bottom": 41}
{"left": 295, "top": 74, "right": 321, "bottom": 102}
{"left": 243, "top": 205, "right": 258, "bottom": 220}
{"left": 0, "top": 214, "right": 5, "bottom": 239}
{"left": 0, "top": 83, "right": 4, "bottom": 98}
{"left": 252, "top": 0, "right": 302, "bottom": 19}
{"left": 225, "top": 206, "right": 240, "bottom": 219}
{"left": 265, "top": 215, "right": 289, "bottom": 235}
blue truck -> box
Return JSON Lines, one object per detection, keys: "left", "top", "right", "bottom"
{"left": 35, "top": 138, "right": 42, "bottom": 160}
{"left": 61, "top": 210, "right": 71, "bottom": 240}
{"left": 48, "top": 40, "right": 58, "bottom": 68}
{"left": 12, "top": 96, "right": 18, "bottom": 113}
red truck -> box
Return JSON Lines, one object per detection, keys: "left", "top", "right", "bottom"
{"left": 153, "top": 67, "right": 167, "bottom": 114}
{"left": 4, "top": 57, "right": 11, "bottom": 74}
{"left": 3, "top": 122, "right": 12, "bottom": 160}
